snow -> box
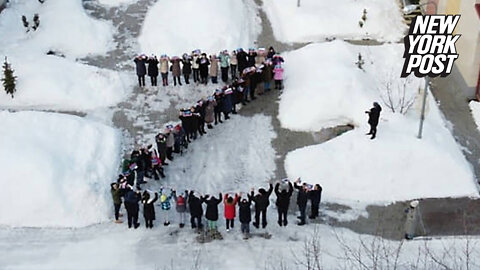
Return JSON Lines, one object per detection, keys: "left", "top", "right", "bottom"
{"left": 138, "top": 0, "right": 261, "bottom": 56}
{"left": 97, "top": 0, "right": 138, "bottom": 7}
{"left": 469, "top": 101, "right": 480, "bottom": 132}
{"left": 263, "top": 0, "right": 407, "bottom": 43}
{"left": 0, "top": 111, "right": 121, "bottom": 227}
{"left": 0, "top": 0, "right": 132, "bottom": 110}
{"left": 281, "top": 41, "right": 478, "bottom": 205}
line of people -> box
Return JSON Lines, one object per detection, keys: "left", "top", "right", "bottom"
{"left": 133, "top": 46, "right": 285, "bottom": 91}
{"left": 111, "top": 178, "right": 322, "bottom": 239}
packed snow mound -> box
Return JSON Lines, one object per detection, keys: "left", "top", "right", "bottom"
{"left": 0, "top": 111, "right": 121, "bottom": 227}
{"left": 138, "top": 0, "right": 261, "bottom": 56}
{"left": 279, "top": 41, "right": 422, "bottom": 131}
{"left": 97, "top": 0, "right": 138, "bottom": 7}
{"left": 263, "top": 0, "right": 407, "bottom": 43}
{"left": 469, "top": 101, "right": 480, "bottom": 132}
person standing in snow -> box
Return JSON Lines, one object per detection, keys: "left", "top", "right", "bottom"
{"left": 219, "top": 50, "right": 230, "bottom": 83}
{"left": 210, "top": 54, "right": 219, "bottom": 84}
{"left": 263, "top": 60, "right": 273, "bottom": 92}
{"left": 197, "top": 53, "right": 210, "bottom": 85}
{"left": 214, "top": 89, "right": 224, "bottom": 125}
{"left": 204, "top": 96, "right": 217, "bottom": 129}
{"left": 222, "top": 86, "right": 234, "bottom": 120}
{"left": 194, "top": 101, "right": 207, "bottom": 136}
{"left": 236, "top": 48, "right": 248, "bottom": 75}
{"left": 267, "top": 46, "right": 276, "bottom": 59}
{"left": 182, "top": 53, "right": 192, "bottom": 84}
{"left": 275, "top": 180, "right": 293, "bottom": 227}
{"left": 238, "top": 192, "right": 253, "bottom": 239}
{"left": 230, "top": 50, "right": 238, "bottom": 79}
{"left": 159, "top": 188, "right": 174, "bottom": 226}
{"left": 404, "top": 200, "right": 421, "bottom": 240}
{"left": 188, "top": 190, "right": 204, "bottom": 230}
{"left": 246, "top": 48, "right": 257, "bottom": 67}
{"left": 191, "top": 50, "right": 201, "bottom": 83}
{"left": 151, "top": 150, "right": 165, "bottom": 180}
{"left": 124, "top": 187, "right": 141, "bottom": 229}
{"left": 147, "top": 55, "right": 159, "bottom": 86}
{"left": 170, "top": 56, "right": 182, "bottom": 86}
{"left": 134, "top": 54, "right": 147, "bottom": 87}
{"left": 294, "top": 178, "right": 308, "bottom": 226}
{"left": 155, "top": 133, "right": 168, "bottom": 166}
{"left": 251, "top": 183, "right": 273, "bottom": 229}
{"left": 165, "top": 125, "right": 175, "bottom": 161}
{"left": 365, "top": 102, "right": 382, "bottom": 140}
{"left": 111, "top": 183, "right": 123, "bottom": 224}
{"left": 142, "top": 191, "right": 158, "bottom": 229}
{"left": 308, "top": 184, "right": 322, "bottom": 219}
{"left": 159, "top": 55, "right": 170, "bottom": 86}
{"left": 203, "top": 193, "right": 222, "bottom": 234}
{"left": 273, "top": 64, "right": 284, "bottom": 90}
{"left": 173, "top": 190, "right": 188, "bottom": 228}
{"left": 224, "top": 193, "right": 239, "bottom": 231}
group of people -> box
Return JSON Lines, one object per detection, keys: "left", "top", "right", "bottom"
{"left": 111, "top": 177, "right": 322, "bottom": 239}
{"left": 133, "top": 46, "right": 285, "bottom": 92}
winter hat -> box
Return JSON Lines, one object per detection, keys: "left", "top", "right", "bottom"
{"left": 165, "top": 124, "right": 174, "bottom": 130}
{"left": 161, "top": 194, "right": 167, "bottom": 202}
{"left": 207, "top": 95, "right": 215, "bottom": 101}
{"left": 410, "top": 200, "right": 419, "bottom": 208}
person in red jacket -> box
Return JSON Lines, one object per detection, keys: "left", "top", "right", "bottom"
{"left": 224, "top": 193, "right": 239, "bottom": 231}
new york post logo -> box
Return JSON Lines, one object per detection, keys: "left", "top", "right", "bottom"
{"left": 401, "top": 15, "right": 461, "bottom": 78}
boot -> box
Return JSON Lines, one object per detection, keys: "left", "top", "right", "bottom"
{"left": 207, "top": 124, "right": 213, "bottom": 129}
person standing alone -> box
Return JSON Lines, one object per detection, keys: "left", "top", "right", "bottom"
{"left": 365, "top": 102, "right": 382, "bottom": 140}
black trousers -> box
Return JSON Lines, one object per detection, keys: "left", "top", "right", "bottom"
{"left": 137, "top": 75, "right": 145, "bottom": 87}
{"left": 183, "top": 73, "right": 190, "bottom": 84}
{"left": 310, "top": 203, "right": 319, "bottom": 218}
{"left": 277, "top": 208, "right": 288, "bottom": 225}
{"left": 173, "top": 76, "right": 182, "bottom": 86}
{"left": 149, "top": 76, "right": 157, "bottom": 86}
{"left": 144, "top": 218, "right": 153, "bottom": 228}
{"left": 221, "top": 67, "right": 229, "bottom": 82}
{"left": 193, "top": 69, "right": 200, "bottom": 82}
{"left": 125, "top": 203, "right": 138, "bottom": 228}
{"left": 298, "top": 204, "right": 306, "bottom": 223}
{"left": 226, "top": 219, "right": 234, "bottom": 229}
{"left": 369, "top": 124, "right": 377, "bottom": 138}
{"left": 254, "top": 208, "right": 268, "bottom": 228}
{"left": 114, "top": 203, "right": 121, "bottom": 220}
{"left": 275, "top": 80, "right": 282, "bottom": 89}
{"left": 214, "top": 111, "right": 222, "bottom": 124}
{"left": 161, "top": 73, "right": 168, "bottom": 86}
{"left": 152, "top": 165, "right": 165, "bottom": 179}
{"left": 191, "top": 215, "right": 203, "bottom": 229}
{"left": 166, "top": 147, "right": 173, "bottom": 160}
{"left": 230, "top": 64, "right": 237, "bottom": 78}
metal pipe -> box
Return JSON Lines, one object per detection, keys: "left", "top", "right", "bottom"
{"left": 418, "top": 76, "right": 429, "bottom": 139}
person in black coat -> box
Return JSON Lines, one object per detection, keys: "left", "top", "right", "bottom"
{"left": 308, "top": 184, "right": 322, "bottom": 219}
{"left": 247, "top": 50, "right": 257, "bottom": 67}
{"left": 188, "top": 190, "right": 204, "bottom": 229}
{"left": 182, "top": 54, "right": 192, "bottom": 84}
{"left": 366, "top": 102, "right": 382, "bottom": 139}
{"left": 214, "top": 91, "right": 224, "bottom": 125}
{"left": 147, "top": 55, "right": 159, "bottom": 86}
{"left": 134, "top": 55, "right": 147, "bottom": 87}
{"left": 238, "top": 192, "right": 253, "bottom": 237}
{"left": 267, "top": 46, "right": 276, "bottom": 59}
{"left": 251, "top": 183, "right": 273, "bottom": 229}
{"left": 142, "top": 191, "right": 158, "bottom": 228}
{"left": 203, "top": 193, "right": 222, "bottom": 232}
{"left": 236, "top": 49, "right": 248, "bottom": 75}
{"left": 275, "top": 181, "right": 293, "bottom": 226}
{"left": 197, "top": 53, "right": 210, "bottom": 85}
{"left": 155, "top": 133, "right": 168, "bottom": 166}
{"left": 294, "top": 179, "right": 308, "bottom": 226}
{"left": 124, "top": 188, "right": 141, "bottom": 229}
{"left": 194, "top": 102, "right": 206, "bottom": 136}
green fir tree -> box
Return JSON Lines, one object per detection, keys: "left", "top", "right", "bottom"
{"left": 2, "top": 57, "right": 17, "bottom": 98}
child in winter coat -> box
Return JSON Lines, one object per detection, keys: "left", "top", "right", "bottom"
{"left": 160, "top": 55, "right": 170, "bottom": 86}
{"left": 134, "top": 54, "right": 147, "bottom": 87}
{"left": 170, "top": 57, "right": 182, "bottom": 86}
{"left": 188, "top": 190, "right": 204, "bottom": 230}
{"left": 238, "top": 192, "right": 254, "bottom": 239}
{"left": 275, "top": 181, "right": 293, "bottom": 226}
{"left": 197, "top": 53, "right": 210, "bottom": 85}
{"left": 151, "top": 150, "right": 165, "bottom": 180}
{"left": 230, "top": 50, "right": 238, "bottom": 79}
{"left": 219, "top": 50, "right": 230, "bottom": 83}
{"left": 204, "top": 96, "right": 216, "bottom": 129}
{"left": 182, "top": 53, "right": 192, "bottom": 84}
{"left": 173, "top": 190, "right": 188, "bottom": 228}
{"left": 203, "top": 193, "right": 222, "bottom": 233}
{"left": 224, "top": 193, "right": 239, "bottom": 231}
{"left": 273, "top": 64, "right": 284, "bottom": 90}
{"left": 165, "top": 125, "right": 175, "bottom": 161}
{"left": 252, "top": 183, "right": 273, "bottom": 229}
{"left": 191, "top": 50, "right": 201, "bottom": 83}
{"left": 159, "top": 188, "right": 174, "bottom": 226}
{"left": 213, "top": 90, "right": 224, "bottom": 125}
{"left": 147, "top": 55, "right": 159, "bottom": 86}
{"left": 142, "top": 191, "right": 158, "bottom": 228}
{"left": 308, "top": 184, "right": 322, "bottom": 219}
{"left": 210, "top": 55, "right": 219, "bottom": 84}
{"left": 111, "top": 183, "right": 123, "bottom": 223}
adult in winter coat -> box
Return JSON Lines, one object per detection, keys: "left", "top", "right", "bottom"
{"left": 230, "top": 50, "right": 238, "bottom": 79}
{"left": 170, "top": 57, "right": 182, "bottom": 86}
{"left": 182, "top": 54, "right": 192, "bottom": 84}
{"left": 159, "top": 56, "right": 170, "bottom": 86}
{"left": 151, "top": 150, "right": 165, "bottom": 180}
{"left": 142, "top": 191, "right": 158, "bottom": 228}
{"left": 214, "top": 91, "right": 224, "bottom": 125}
{"left": 124, "top": 188, "right": 141, "bottom": 229}
{"left": 203, "top": 193, "right": 222, "bottom": 231}
{"left": 210, "top": 55, "right": 219, "bottom": 84}
{"left": 134, "top": 55, "right": 147, "bottom": 87}
{"left": 263, "top": 61, "right": 273, "bottom": 92}
{"left": 273, "top": 65, "right": 284, "bottom": 90}
{"left": 147, "top": 55, "right": 159, "bottom": 86}
{"left": 255, "top": 48, "right": 266, "bottom": 66}
{"left": 238, "top": 192, "right": 253, "bottom": 238}
{"left": 247, "top": 49, "right": 257, "bottom": 67}
{"left": 155, "top": 133, "right": 168, "bottom": 165}
{"left": 366, "top": 102, "right": 382, "bottom": 139}
{"left": 251, "top": 183, "right": 273, "bottom": 229}
{"left": 159, "top": 188, "right": 174, "bottom": 226}
{"left": 191, "top": 51, "right": 201, "bottom": 83}
{"left": 165, "top": 127, "right": 175, "bottom": 161}
{"left": 197, "top": 53, "right": 210, "bottom": 85}
{"left": 267, "top": 46, "right": 276, "bottom": 59}
{"left": 308, "top": 184, "right": 322, "bottom": 219}
{"left": 222, "top": 87, "right": 234, "bottom": 120}
{"left": 173, "top": 190, "right": 188, "bottom": 228}
{"left": 219, "top": 50, "right": 230, "bottom": 83}
{"left": 204, "top": 97, "right": 217, "bottom": 129}
{"left": 294, "top": 179, "right": 308, "bottom": 226}
{"left": 275, "top": 181, "right": 293, "bottom": 226}
{"left": 194, "top": 102, "right": 207, "bottom": 136}
{"left": 188, "top": 190, "right": 204, "bottom": 229}
{"left": 224, "top": 193, "right": 239, "bottom": 231}
{"left": 236, "top": 48, "right": 248, "bottom": 75}
{"left": 111, "top": 183, "right": 123, "bottom": 223}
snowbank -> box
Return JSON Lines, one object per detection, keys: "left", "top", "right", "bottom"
{"left": 0, "top": 111, "right": 121, "bottom": 227}
{"left": 138, "top": 0, "right": 261, "bottom": 56}
{"left": 97, "top": 0, "right": 138, "bottom": 7}
{"left": 0, "top": 0, "right": 131, "bottom": 110}
{"left": 282, "top": 41, "right": 478, "bottom": 204}
{"left": 469, "top": 101, "right": 480, "bottom": 132}
{"left": 263, "top": 0, "right": 406, "bottom": 43}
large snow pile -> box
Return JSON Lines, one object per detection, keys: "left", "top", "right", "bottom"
{"left": 0, "top": 111, "right": 121, "bottom": 227}
{"left": 138, "top": 0, "right": 261, "bottom": 56}
{"left": 0, "top": 0, "right": 131, "bottom": 110}
{"left": 263, "top": 0, "right": 406, "bottom": 43}
{"left": 281, "top": 41, "right": 477, "bottom": 205}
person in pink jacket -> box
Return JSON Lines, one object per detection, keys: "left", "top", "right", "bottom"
{"left": 224, "top": 193, "right": 239, "bottom": 231}
{"left": 273, "top": 64, "right": 284, "bottom": 90}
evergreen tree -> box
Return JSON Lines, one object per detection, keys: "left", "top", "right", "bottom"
{"left": 2, "top": 57, "right": 17, "bottom": 98}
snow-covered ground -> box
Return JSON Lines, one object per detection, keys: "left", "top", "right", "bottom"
{"left": 97, "top": 0, "right": 138, "bottom": 8}
{"left": 263, "top": 0, "right": 407, "bottom": 43}
{"left": 0, "top": 0, "right": 132, "bottom": 110}
{"left": 469, "top": 101, "right": 480, "bottom": 132}
{"left": 138, "top": 0, "right": 261, "bottom": 56}
{"left": 0, "top": 111, "right": 121, "bottom": 227}
{"left": 281, "top": 41, "right": 478, "bottom": 205}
